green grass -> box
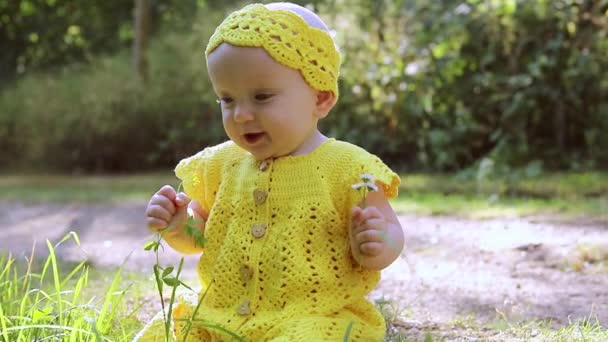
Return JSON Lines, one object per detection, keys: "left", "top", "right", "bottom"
{"left": 392, "top": 191, "right": 608, "bottom": 221}
{"left": 0, "top": 233, "right": 143, "bottom": 341}
{"left": 0, "top": 173, "right": 178, "bottom": 203}
{"left": 487, "top": 315, "right": 608, "bottom": 341}
{"left": 394, "top": 172, "right": 608, "bottom": 221}
{"left": 0, "top": 172, "right": 605, "bottom": 221}
{"left": 401, "top": 172, "right": 608, "bottom": 198}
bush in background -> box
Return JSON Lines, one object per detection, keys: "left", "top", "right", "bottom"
{"left": 0, "top": 7, "right": 225, "bottom": 172}
{"left": 0, "top": 0, "right": 607, "bottom": 173}
{"left": 324, "top": 0, "right": 608, "bottom": 171}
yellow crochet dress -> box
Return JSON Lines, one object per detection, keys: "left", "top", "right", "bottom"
{"left": 135, "top": 138, "right": 400, "bottom": 341}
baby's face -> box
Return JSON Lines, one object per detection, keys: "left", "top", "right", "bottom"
{"left": 207, "top": 43, "right": 322, "bottom": 160}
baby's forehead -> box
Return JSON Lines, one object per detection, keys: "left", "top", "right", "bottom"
{"left": 208, "top": 44, "right": 303, "bottom": 80}
{"left": 210, "top": 43, "right": 281, "bottom": 66}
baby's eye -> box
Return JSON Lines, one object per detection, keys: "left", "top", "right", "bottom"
{"left": 254, "top": 93, "right": 273, "bottom": 102}
{"left": 218, "top": 97, "right": 234, "bottom": 104}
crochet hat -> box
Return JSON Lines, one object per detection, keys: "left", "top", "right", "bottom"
{"left": 205, "top": 3, "right": 341, "bottom": 97}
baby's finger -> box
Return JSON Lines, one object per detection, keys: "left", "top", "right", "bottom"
{"left": 359, "top": 241, "right": 383, "bottom": 256}
{"left": 175, "top": 192, "right": 191, "bottom": 207}
{"left": 156, "top": 185, "right": 177, "bottom": 201}
{"left": 356, "top": 217, "right": 386, "bottom": 231}
{"left": 150, "top": 194, "right": 176, "bottom": 216}
{"left": 360, "top": 206, "right": 383, "bottom": 220}
{"left": 147, "top": 217, "right": 169, "bottom": 232}
{"left": 351, "top": 217, "right": 384, "bottom": 236}
{"left": 146, "top": 204, "right": 173, "bottom": 223}
{"left": 189, "top": 200, "right": 209, "bottom": 221}
{"left": 354, "top": 229, "right": 385, "bottom": 244}
{"left": 351, "top": 206, "right": 363, "bottom": 226}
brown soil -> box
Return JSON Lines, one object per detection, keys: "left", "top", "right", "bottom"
{"left": 1, "top": 201, "right": 606, "bottom": 339}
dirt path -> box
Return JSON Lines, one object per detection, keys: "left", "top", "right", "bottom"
{"left": 1, "top": 201, "right": 606, "bottom": 337}
{"left": 376, "top": 215, "right": 607, "bottom": 338}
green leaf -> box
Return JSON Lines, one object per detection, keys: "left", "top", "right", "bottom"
{"left": 342, "top": 321, "right": 354, "bottom": 341}
{"left": 153, "top": 264, "right": 163, "bottom": 292}
{"left": 162, "top": 266, "right": 174, "bottom": 278}
{"left": 163, "top": 277, "right": 179, "bottom": 287}
{"left": 194, "top": 235, "right": 207, "bottom": 248}
{"left": 184, "top": 224, "right": 194, "bottom": 236}
{"left": 144, "top": 241, "right": 157, "bottom": 251}
{"left": 32, "top": 306, "right": 53, "bottom": 322}
{"left": 179, "top": 280, "right": 194, "bottom": 291}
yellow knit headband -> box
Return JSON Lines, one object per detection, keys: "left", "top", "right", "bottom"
{"left": 205, "top": 4, "right": 341, "bottom": 97}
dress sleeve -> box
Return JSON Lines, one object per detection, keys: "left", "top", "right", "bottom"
{"left": 349, "top": 150, "right": 401, "bottom": 199}
{"left": 174, "top": 145, "right": 223, "bottom": 211}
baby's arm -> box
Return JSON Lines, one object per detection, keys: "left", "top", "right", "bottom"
{"left": 146, "top": 185, "right": 206, "bottom": 254}
{"left": 350, "top": 185, "right": 404, "bottom": 270}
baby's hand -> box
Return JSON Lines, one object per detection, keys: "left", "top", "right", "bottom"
{"left": 145, "top": 185, "right": 192, "bottom": 234}
{"left": 350, "top": 206, "right": 389, "bottom": 259}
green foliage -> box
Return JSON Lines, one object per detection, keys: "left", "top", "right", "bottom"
{"left": 0, "top": 0, "right": 203, "bottom": 83}
{"left": 0, "top": 173, "right": 177, "bottom": 203}
{"left": 323, "top": 0, "right": 608, "bottom": 171}
{"left": 0, "top": 8, "right": 225, "bottom": 172}
{"left": 0, "top": 0, "right": 133, "bottom": 83}
{"left": 1, "top": 0, "right": 607, "bottom": 172}
{"left": 0, "top": 233, "right": 141, "bottom": 341}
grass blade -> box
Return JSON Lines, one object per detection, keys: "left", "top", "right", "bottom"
{"left": 343, "top": 321, "right": 354, "bottom": 342}
{"left": 96, "top": 263, "right": 124, "bottom": 334}
{"left": 46, "top": 240, "right": 64, "bottom": 325}
{"left": 1, "top": 324, "right": 111, "bottom": 341}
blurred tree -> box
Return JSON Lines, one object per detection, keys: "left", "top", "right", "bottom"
{"left": 133, "top": 0, "right": 151, "bottom": 83}
{"left": 0, "top": 0, "right": 134, "bottom": 85}
{"left": 0, "top": 0, "right": 202, "bottom": 86}
{"left": 324, "top": 0, "right": 608, "bottom": 170}
{"left": 1, "top": 0, "right": 607, "bottom": 172}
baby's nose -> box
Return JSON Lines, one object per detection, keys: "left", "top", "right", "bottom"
{"left": 234, "top": 103, "right": 255, "bottom": 123}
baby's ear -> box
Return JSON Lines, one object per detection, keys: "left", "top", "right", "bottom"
{"left": 314, "top": 90, "right": 337, "bottom": 119}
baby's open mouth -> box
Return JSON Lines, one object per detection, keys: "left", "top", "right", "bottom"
{"left": 244, "top": 132, "right": 265, "bottom": 145}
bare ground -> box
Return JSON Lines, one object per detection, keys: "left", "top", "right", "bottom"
{"left": 1, "top": 201, "right": 606, "bottom": 340}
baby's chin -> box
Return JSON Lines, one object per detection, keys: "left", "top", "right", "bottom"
{"left": 240, "top": 144, "right": 295, "bottom": 161}
{"left": 230, "top": 135, "right": 299, "bottom": 160}
{"left": 232, "top": 139, "right": 273, "bottom": 161}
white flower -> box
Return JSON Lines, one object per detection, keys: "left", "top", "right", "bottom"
{"left": 364, "top": 182, "right": 378, "bottom": 192}
{"left": 359, "top": 174, "right": 375, "bottom": 183}
{"left": 352, "top": 173, "right": 378, "bottom": 208}
{"left": 351, "top": 182, "right": 378, "bottom": 192}
{"left": 351, "top": 183, "right": 365, "bottom": 190}
{"left": 187, "top": 207, "right": 195, "bottom": 218}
